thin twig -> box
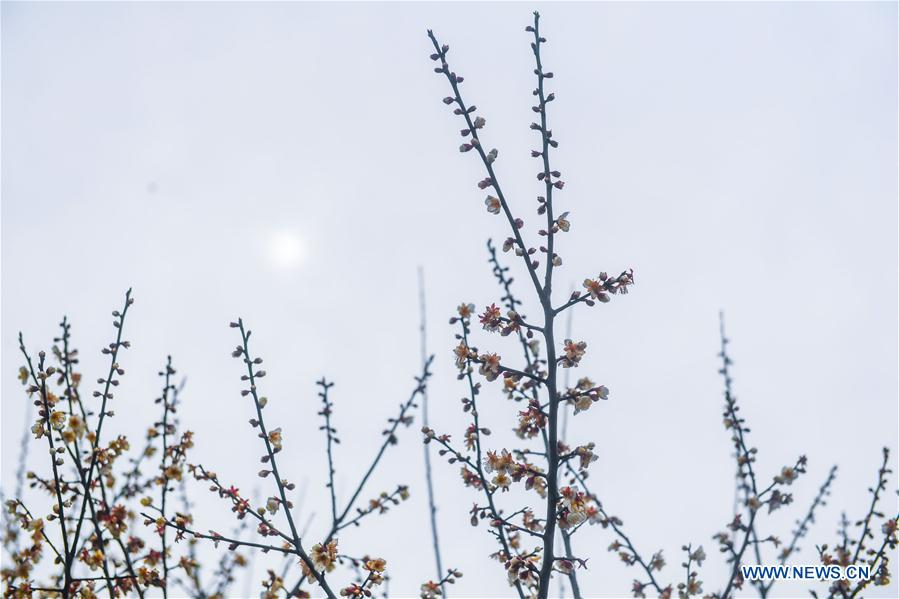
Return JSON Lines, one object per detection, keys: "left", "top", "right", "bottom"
{"left": 419, "top": 267, "right": 446, "bottom": 596}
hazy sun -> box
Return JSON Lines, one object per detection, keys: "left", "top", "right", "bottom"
{"left": 267, "top": 231, "right": 307, "bottom": 270}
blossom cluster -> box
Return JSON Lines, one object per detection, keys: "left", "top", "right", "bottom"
{"left": 2, "top": 296, "right": 450, "bottom": 599}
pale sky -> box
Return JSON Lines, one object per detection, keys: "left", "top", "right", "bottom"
{"left": 2, "top": 2, "right": 897, "bottom": 597}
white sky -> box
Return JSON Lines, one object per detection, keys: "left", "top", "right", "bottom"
{"left": 2, "top": 1, "right": 897, "bottom": 597}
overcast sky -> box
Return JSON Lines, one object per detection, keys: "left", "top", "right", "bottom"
{"left": 2, "top": 1, "right": 897, "bottom": 597}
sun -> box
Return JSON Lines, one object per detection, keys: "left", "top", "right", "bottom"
{"left": 267, "top": 231, "right": 307, "bottom": 270}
